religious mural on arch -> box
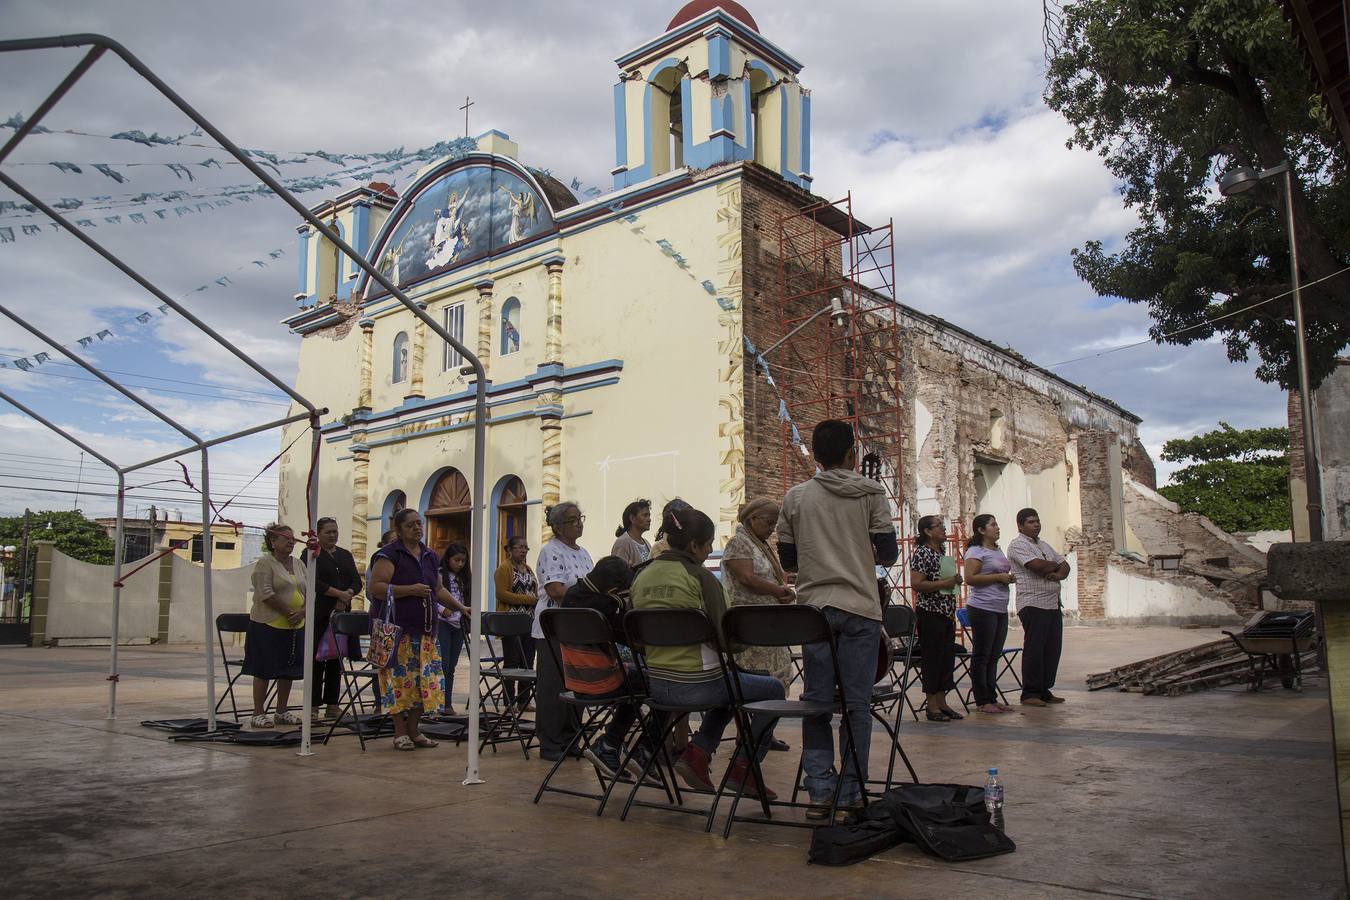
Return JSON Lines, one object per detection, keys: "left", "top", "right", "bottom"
{"left": 370, "top": 164, "right": 553, "bottom": 291}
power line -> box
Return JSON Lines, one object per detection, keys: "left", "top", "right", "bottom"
{"left": 0, "top": 450, "right": 281, "bottom": 481}
{"left": 0, "top": 356, "right": 291, "bottom": 400}
{"left": 1044, "top": 264, "right": 1350, "bottom": 370}
{"left": 0, "top": 471, "right": 277, "bottom": 503}
{"left": 0, "top": 483, "right": 278, "bottom": 511}
{"left": 9, "top": 366, "right": 292, "bottom": 406}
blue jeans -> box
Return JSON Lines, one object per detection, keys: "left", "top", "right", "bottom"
{"left": 437, "top": 620, "right": 464, "bottom": 704}
{"left": 801, "top": 606, "right": 881, "bottom": 804}
{"left": 648, "top": 672, "right": 783, "bottom": 760}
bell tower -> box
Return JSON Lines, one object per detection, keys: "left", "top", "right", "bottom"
{"left": 612, "top": 2, "right": 812, "bottom": 190}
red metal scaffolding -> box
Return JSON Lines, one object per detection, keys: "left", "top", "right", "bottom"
{"left": 773, "top": 193, "right": 911, "bottom": 597}
{"left": 771, "top": 193, "right": 973, "bottom": 614}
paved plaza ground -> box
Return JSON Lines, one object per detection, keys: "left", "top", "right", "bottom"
{"left": 0, "top": 625, "right": 1341, "bottom": 899}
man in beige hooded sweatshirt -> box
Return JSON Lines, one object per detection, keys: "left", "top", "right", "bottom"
{"left": 777, "top": 419, "right": 899, "bottom": 817}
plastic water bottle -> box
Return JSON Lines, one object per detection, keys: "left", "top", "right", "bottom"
{"left": 984, "top": 768, "right": 1005, "bottom": 830}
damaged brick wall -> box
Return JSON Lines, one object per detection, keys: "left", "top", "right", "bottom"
{"left": 1076, "top": 431, "right": 1115, "bottom": 620}
{"left": 740, "top": 172, "right": 846, "bottom": 503}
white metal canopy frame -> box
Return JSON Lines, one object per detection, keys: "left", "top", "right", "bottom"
{"left": 0, "top": 34, "right": 491, "bottom": 779}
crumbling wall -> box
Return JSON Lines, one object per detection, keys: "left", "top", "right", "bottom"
{"left": 1121, "top": 476, "right": 1267, "bottom": 617}
{"left": 1124, "top": 477, "right": 1267, "bottom": 573}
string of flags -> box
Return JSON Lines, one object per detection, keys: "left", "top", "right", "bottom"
{"left": 0, "top": 117, "right": 482, "bottom": 240}
{"left": 1, "top": 244, "right": 287, "bottom": 372}
{"left": 0, "top": 112, "right": 459, "bottom": 172}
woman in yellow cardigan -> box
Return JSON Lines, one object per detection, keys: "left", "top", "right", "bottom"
{"left": 493, "top": 535, "right": 539, "bottom": 708}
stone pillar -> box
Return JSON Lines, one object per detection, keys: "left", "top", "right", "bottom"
{"left": 544, "top": 255, "right": 565, "bottom": 364}
{"left": 29, "top": 540, "right": 54, "bottom": 647}
{"left": 357, "top": 320, "right": 374, "bottom": 410}
{"left": 474, "top": 278, "right": 494, "bottom": 379}
{"left": 350, "top": 445, "right": 371, "bottom": 610}
{"left": 538, "top": 391, "right": 563, "bottom": 544}
{"left": 1267, "top": 541, "right": 1350, "bottom": 883}
{"left": 407, "top": 301, "right": 427, "bottom": 399}
{"left": 539, "top": 254, "right": 566, "bottom": 544}
{"left": 155, "top": 553, "right": 174, "bottom": 644}
{"left": 1076, "top": 430, "right": 1114, "bottom": 620}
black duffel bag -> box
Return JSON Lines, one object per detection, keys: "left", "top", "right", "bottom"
{"left": 808, "top": 817, "right": 906, "bottom": 866}
{"left": 808, "top": 783, "right": 1015, "bottom": 866}
{"left": 875, "top": 783, "right": 1015, "bottom": 861}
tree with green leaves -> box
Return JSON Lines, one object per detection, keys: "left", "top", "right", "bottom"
{"left": 1158, "top": 422, "right": 1290, "bottom": 531}
{"left": 0, "top": 509, "right": 115, "bottom": 597}
{"left": 1043, "top": 0, "right": 1350, "bottom": 389}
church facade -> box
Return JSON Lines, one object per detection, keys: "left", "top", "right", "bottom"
{"left": 276, "top": 2, "right": 1257, "bottom": 623}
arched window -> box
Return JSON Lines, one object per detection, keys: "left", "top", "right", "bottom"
{"left": 501, "top": 297, "right": 521, "bottom": 356}
{"left": 392, "top": 331, "right": 409, "bottom": 383}
{"left": 648, "top": 62, "right": 686, "bottom": 177}
{"left": 383, "top": 490, "right": 407, "bottom": 534}
{"left": 748, "top": 65, "right": 773, "bottom": 167}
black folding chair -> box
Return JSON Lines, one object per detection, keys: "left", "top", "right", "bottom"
{"left": 868, "top": 605, "right": 920, "bottom": 791}
{"left": 620, "top": 608, "right": 746, "bottom": 831}
{"left": 215, "top": 613, "right": 250, "bottom": 721}
{"left": 214, "top": 613, "right": 275, "bottom": 721}
{"left": 532, "top": 608, "right": 674, "bottom": 815}
{"left": 478, "top": 612, "right": 537, "bottom": 757}
{"left": 887, "top": 604, "right": 926, "bottom": 721}
{"left": 322, "top": 612, "right": 388, "bottom": 751}
{"left": 955, "top": 606, "right": 1022, "bottom": 705}
{"left": 721, "top": 605, "right": 870, "bottom": 839}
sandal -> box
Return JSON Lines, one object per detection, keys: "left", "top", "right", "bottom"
{"left": 393, "top": 735, "right": 416, "bottom": 751}
{"left": 412, "top": 733, "right": 439, "bottom": 748}
{"left": 924, "top": 711, "right": 951, "bottom": 722}
{"left": 940, "top": 708, "right": 965, "bottom": 720}
{"left": 275, "top": 711, "right": 304, "bottom": 726}
{"left": 250, "top": 714, "right": 275, "bottom": 729}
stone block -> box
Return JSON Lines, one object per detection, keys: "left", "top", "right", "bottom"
{"left": 1267, "top": 541, "right": 1350, "bottom": 603}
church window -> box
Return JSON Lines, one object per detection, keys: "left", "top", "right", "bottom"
{"left": 748, "top": 66, "right": 773, "bottom": 167}
{"left": 392, "top": 331, "right": 409, "bottom": 384}
{"left": 501, "top": 297, "right": 521, "bottom": 356}
{"left": 648, "top": 64, "right": 686, "bottom": 177}
{"left": 442, "top": 303, "right": 466, "bottom": 371}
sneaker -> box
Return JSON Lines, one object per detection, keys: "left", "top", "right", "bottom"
{"left": 1043, "top": 693, "right": 1066, "bottom": 704}
{"left": 1020, "top": 696, "right": 1047, "bottom": 707}
{"left": 584, "top": 739, "right": 622, "bottom": 779}
{"left": 250, "top": 713, "right": 275, "bottom": 729}
{"left": 674, "top": 742, "right": 715, "bottom": 792}
{"left": 623, "top": 744, "right": 658, "bottom": 782}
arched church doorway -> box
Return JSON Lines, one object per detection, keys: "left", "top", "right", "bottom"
{"left": 425, "top": 468, "right": 471, "bottom": 554}
{"left": 495, "top": 476, "right": 527, "bottom": 566}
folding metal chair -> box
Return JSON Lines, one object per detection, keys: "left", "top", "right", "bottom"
{"left": 214, "top": 613, "right": 275, "bottom": 721}
{"left": 620, "top": 608, "right": 745, "bottom": 830}
{"left": 478, "top": 612, "right": 537, "bottom": 757}
{"left": 868, "top": 605, "right": 920, "bottom": 791}
{"left": 532, "top": 608, "right": 674, "bottom": 815}
{"left": 322, "top": 612, "right": 389, "bottom": 751}
{"left": 721, "top": 605, "right": 870, "bottom": 839}
{"left": 887, "top": 604, "right": 926, "bottom": 722}
{"left": 955, "top": 606, "right": 1021, "bottom": 705}
{"left": 214, "top": 613, "right": 250, "bottom": 721}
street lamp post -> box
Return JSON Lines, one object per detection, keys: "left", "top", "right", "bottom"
{"left": 1218, "top": 162, "right": 1323, "bottom": 542}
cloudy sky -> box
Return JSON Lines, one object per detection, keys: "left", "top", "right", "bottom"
{"left": 0, "top": 0, "right": 1288, "bottom": 526}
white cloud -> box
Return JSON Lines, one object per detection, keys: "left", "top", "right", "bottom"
{"left": 0, "top": 0, "right": 1292, "bottom": 508}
